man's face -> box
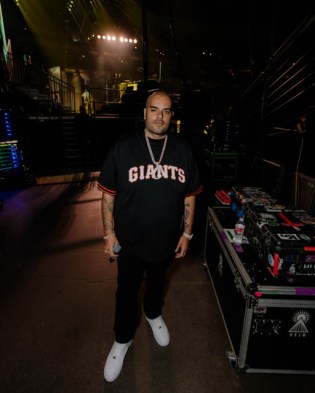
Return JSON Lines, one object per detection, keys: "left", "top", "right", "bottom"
{"left": 144, "top": 94, "right": 173, "bottom": 138}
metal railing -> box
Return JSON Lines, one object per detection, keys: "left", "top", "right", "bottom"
{"left": 4, "top": 52, "right": 75, "bottom": 114}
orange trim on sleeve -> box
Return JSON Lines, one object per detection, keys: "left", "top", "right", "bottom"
{"left": 186, "top": 185, "right": 203, "bottom": 197}
{"left": 97, "top": 183, "right": 117, "bottom": 196}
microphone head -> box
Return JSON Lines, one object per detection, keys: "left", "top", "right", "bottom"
{"left": 112, "top": 243, "right": 122, "bottom": 253}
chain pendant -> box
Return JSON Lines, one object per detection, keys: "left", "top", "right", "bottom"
{"left": 145, "top": 132, "right": 168, "bottom": 175}
{"left": 152, "top": 165, "right": 163, "bottom": 179}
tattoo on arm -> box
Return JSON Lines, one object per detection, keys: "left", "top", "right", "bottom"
{"left": 101, "top": 193, "right": 115, "bottom": 231}
{"left": 183, "top": 196, "right": 195, "bottom": 232}
{"left": 184, "top": 206, "right": 191, "bottom": 231}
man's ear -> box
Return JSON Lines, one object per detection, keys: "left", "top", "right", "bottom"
{"left": 143, "top": 108, "right": 146, "bottom": 119}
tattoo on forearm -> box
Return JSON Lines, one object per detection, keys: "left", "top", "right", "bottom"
{"left": 102, "top": 194, "right": 115, "bottom": 230}
{"left": 183, "top": 196, "right": 195, "bottom": 232}
{"left": 184, "top": 207, "right": 190, "bottom": 231}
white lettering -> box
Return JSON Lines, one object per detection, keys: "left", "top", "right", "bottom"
{"left": 128, "top": 164, "right": 186, "bottom": 183}
{"left": 168, "top": 165, "right": 177, "bottom": 179}
{"left": 129, "top": 167, "right": 138, "bottom": 182}
{"left": 159, "top": 165, "right": 169, "bottom": 179}
{"left": 178, "top": 168, "right": 185, "bottom": 183}
{"left": 146, "top": 164, "right": 155, "bottom": 179}
{"left": 139, "top": 165, "right": 145, "bottom": 180}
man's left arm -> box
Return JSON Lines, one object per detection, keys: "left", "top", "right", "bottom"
{"left": 175, "top": 195, "right": 196, "bottom": 258}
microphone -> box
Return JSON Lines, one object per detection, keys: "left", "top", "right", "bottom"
{"left": 113, "top": 243, "right": 122, "bottom": 253}
{"left": 110, "top": 243, "right": 122, "bottom": 263}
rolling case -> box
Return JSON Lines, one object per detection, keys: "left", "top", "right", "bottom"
{"left": 204, "top": 206, "right": 315, "bottom": 374}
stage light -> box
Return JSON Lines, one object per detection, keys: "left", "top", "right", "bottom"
{"left": 89, "top": 33, "right": 137, "bottom": 45}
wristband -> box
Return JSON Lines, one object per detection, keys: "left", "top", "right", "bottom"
{"left": 182, "top": 232, "right": 194, "bottom": 240}
{"left": 103, "top": 232, "right": 115, "bottom": 240}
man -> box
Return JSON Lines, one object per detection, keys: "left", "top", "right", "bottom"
{"left": 97, "top": 90, "right": 203, "bottom": 382}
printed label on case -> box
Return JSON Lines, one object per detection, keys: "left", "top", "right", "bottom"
{"left": 288, "top": 310, "right": 311, "bottom": 338}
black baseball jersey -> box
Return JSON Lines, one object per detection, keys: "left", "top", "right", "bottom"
{"left": 97, "top": 129, "right": 203, "bottom": 262}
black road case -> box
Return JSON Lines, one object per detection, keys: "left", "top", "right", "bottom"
{"left": 204, "top": 206, "right": 315, "bottom": 374}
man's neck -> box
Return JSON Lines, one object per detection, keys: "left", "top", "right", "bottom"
{"left": 144, "top": 128, "right": 168, "bottom": 140}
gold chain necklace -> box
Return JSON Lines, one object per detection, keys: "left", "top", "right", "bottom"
{"left": 145, "top": 132, "right": 168, "bottom": 179}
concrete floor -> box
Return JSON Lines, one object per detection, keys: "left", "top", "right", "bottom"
{"left": 0, "top": 180, "right": 315, "bottom": 393}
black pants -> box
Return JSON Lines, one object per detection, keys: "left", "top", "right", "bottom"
{"left": 114, "top": 254, "right": 173, "bottom": 343}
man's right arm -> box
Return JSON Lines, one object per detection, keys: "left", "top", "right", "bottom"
{"left": 101, "top": 192, "right": 119, "bottom": 258}
{"left": 101, "top": 192, "right": 115, "bottom": 235}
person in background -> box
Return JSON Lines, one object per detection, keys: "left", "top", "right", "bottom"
{"left": 81, "top": 88, "right": 94, "bottom": 114}
{"left": 97, "top": 90, "right": 203, "bottom": 382}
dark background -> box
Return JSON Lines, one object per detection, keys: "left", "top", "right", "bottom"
{"left": 1, "top": 1, "right": 315, "bottom": 189}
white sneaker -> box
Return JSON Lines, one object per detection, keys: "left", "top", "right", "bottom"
{"left": 104, "top": 340, "right": 132, "bottom": 382}
{"left": 145, "top": 315, "right": 170, "bottom": 347}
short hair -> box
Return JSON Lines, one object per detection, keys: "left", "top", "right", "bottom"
{"left": 145, "top": 90, "right": 172, "bottom": 108}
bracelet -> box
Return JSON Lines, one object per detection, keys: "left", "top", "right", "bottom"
{"left": 182, "top": 232, "right": 194, "bottom": 240}
{"left": 103, "top": 232, "right": 115, "bottom": 240}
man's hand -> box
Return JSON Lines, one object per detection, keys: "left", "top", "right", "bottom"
{"left": 174, "top": 236, "right": 190, "bottom": 258}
